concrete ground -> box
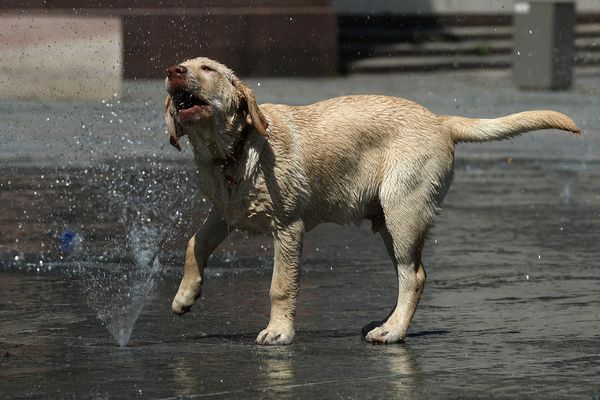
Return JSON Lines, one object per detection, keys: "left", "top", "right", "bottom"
{"left": 1, "top": 70, "right": 599, "bottom": 398}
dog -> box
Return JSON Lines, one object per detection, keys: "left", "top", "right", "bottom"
{"left": 164, "top": 57, "right": 580, "bottom": 345}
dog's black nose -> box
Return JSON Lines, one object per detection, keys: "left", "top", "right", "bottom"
{"left": 166, "top": 65, "right": 188, "bottom": 79}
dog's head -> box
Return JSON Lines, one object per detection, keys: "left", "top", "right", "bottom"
{"left": 164, "top": 57, "right": 268, "bottom": 154}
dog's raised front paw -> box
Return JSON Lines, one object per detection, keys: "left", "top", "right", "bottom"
{"left": 255, "top": 325, "right": 294, "bottom": 345}
{"left": 364, "top": 324, "right": 404, "bottom": 344}
{"left": 171, "top": 280, "right": 202, "bottom": 315}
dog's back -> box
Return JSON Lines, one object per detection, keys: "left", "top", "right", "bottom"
{"left": 261, "top": 95, "right": 451, "bottom": 227}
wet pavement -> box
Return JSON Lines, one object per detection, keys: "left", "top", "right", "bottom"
{"left": 1, "top": 70, "right": 600, "bottom": 398}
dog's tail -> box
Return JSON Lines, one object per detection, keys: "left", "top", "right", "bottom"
{"left": 442, "top": 110, "right": 581, "bottom": 144}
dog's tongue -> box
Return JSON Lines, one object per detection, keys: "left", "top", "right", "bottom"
{"left": 178, "top": 105, "right": 203, "bottom": 121}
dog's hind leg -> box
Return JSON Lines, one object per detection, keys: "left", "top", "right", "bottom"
{"left": 363, "top": 190, "right": 432, "bottom": 344}
{"left": 172, "top": 207, "right": 229, "bottom": 315}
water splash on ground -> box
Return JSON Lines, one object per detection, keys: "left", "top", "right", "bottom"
{"left": 100, "top": 223, "right": 163, "bottom": 347}
{"left": 100, "top": 257, "right": 160, "bottom": 347}
{"left": 70, "top": 160, "right": 198, "bottom": 347}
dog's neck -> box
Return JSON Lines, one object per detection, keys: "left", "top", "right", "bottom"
{"left": 212, "top": 124, "right": 251, "bottom": 185}
{"left": 187, "top": 116, "right": 264, "bottom": 190}
{"left": 186, "top": 110, "right": 244, "bottom": 161}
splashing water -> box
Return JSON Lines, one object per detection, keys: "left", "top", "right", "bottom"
{"left": 5, "top": 96, "right": 206, "bottom": 347}
{"left": 97, "top": 222, "right": 162, "bottom": 347}
{"left": 71, "top": 160, "right": 199, "bottom": 347}
{"left": 100, "top": 257, "right": 160, "bottom": 347}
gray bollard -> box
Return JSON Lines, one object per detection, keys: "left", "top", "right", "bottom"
{"left": 513, "top": 0, "right": 576, "bottom": 90}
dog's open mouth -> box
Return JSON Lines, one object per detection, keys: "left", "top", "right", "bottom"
{"left": 172, "top": 88, "right": 211, "bottom": 121}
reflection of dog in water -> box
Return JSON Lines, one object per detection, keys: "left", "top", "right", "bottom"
{"left": 164, "top": 57, "right": 580, "bottom": 345}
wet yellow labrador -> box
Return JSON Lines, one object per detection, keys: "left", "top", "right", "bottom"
{"left": 164, "top": 57, "right": 580, "bottom": 345}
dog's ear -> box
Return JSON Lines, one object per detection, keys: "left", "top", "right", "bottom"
{"left": 164, "top": 96, "right": 182, "bottom": 151}
{"left": 234, "top": 79, "right": 269, "bottom": 137}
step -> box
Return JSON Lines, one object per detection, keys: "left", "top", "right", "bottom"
{"left": 576, "top": 51, "right": 600, "bottom": 65}
{"left": 442, "top": 25, "right": 513, "bottom": 40}
{"left": 347, "top": 54, "right": 511, "bottom": 73}
{"left": 340, "top": 23, "right": 600, "bottom": 46}
{"left": 347, "top": 51, "right": 600, "bottom": 73}
{"left": 339, "top": 25, "right": 512, "bottom": 44}
{"left": 341, "top": 39, "right": 513, "bottom": 58}
{"left": 339, "top": 28, "right": 458, "bottom": 44}
{"left": 576, "top": 22, "right": 600, "bottom": 37}
{"left": 341, "top": 37, "right": 600, "bottom": 59}
{"left": 442, "top": 24, "right": 600, "bottom": 38}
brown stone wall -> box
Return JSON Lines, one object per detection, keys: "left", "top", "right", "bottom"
{"left": 122, "top": 10, "right": 337, "bottom": 78}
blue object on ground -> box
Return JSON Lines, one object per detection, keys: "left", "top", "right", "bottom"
{"left": 59, "top": 230, "right": 75, "bottom": 252}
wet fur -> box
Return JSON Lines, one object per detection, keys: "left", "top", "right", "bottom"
{"left": 165, "top": 57, "right": 580, "bottom": 345}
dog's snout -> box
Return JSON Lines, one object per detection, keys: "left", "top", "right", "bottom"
{"left": 166, "top": 64, "right": 188, "bottom": 79}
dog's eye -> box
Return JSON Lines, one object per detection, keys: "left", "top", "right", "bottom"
{"left": 201, "top": 65, "right": 214, "bottom": 72}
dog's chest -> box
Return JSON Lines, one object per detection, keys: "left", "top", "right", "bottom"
{"left": 197, "top": 166, "right": 275, "bottom": 233}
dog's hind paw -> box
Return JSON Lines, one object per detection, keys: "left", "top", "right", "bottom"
{"left": 172, "top": 298, "right": 193, "bottom": 315}
{"left": 364, "top": 323, "right": 404, "bottom": 344}
{"left": 255, "top": 326, "right": 294, "bottom": 345}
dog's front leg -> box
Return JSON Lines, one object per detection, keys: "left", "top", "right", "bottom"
{"left": 172, "top": 207, "right": 229, "bottom": 315}
{"left": 256, "top": 220, "right": 304, "bottom": 345}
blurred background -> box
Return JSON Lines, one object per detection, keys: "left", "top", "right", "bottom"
{"left": 1, "top": 0, "right": 599, "bottom": 94}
